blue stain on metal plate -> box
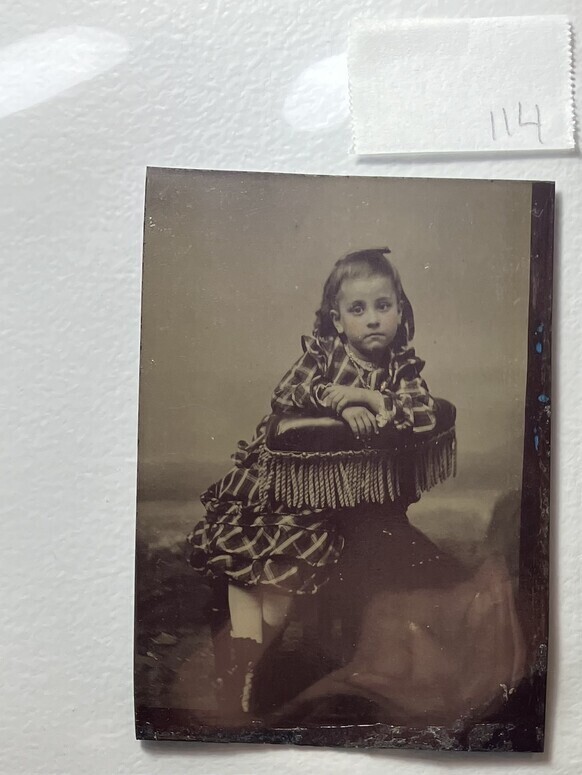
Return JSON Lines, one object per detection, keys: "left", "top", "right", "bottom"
{"left": 534, "top": 324, "right": 544, "bottom": 353}
{"left": 534, "top": 433, "right": 540, "bottom": 451}
{"left": 538, "top": 394, "right": 550, "bottom": 404}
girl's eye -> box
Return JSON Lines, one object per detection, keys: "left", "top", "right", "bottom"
{"left": 378, "top": 301, "right": 392, "bottom": 311}
{"left": 350, "top": 305, "right": 364, "bottom": 315}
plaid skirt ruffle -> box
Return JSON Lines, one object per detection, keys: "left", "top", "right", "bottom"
{"left": 188, "top": 426, "right": 345, "bottom": 594}
{"left": 188, "top": 501, "right": 343, "bottom": 595}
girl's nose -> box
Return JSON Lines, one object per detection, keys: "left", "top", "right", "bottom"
{"left": 367, "top": 314, "right": 380, "bottom": 327}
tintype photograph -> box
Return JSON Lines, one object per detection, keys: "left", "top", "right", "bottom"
{"left": 134, "top": 169, "right": 553, "bottom": 751}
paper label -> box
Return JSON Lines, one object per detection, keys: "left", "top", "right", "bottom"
{"left": 348, "top": 16, "right": 575, "bottom": 155}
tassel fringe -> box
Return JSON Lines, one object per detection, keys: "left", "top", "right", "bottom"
{"left": 259, "top": 428, "right": 456, "bottom": 511}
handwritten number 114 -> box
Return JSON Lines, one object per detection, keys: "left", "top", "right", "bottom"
{"left": 490, "top": 102, "right": 543, "bottom": 144}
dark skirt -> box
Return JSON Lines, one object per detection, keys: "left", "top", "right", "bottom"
{"left": 188, "top": 502, "right": 344, "bottom": 596}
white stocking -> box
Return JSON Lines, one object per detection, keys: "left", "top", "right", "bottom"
{"left": 228, "top": 584, "right": 263, "bottom": 643}
{"left": 262, "top": 588, "right": 293, "bottom": 630}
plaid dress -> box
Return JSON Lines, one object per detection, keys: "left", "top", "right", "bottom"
{"left": 188, "top": 335, "right": 436, "bottom": 595}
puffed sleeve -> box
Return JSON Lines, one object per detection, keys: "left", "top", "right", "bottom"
{"left": 270, "top": 335, "right": 334, "bottom": 414}
{"left": 378, "top": 349, "right": 436, "bottom": 433}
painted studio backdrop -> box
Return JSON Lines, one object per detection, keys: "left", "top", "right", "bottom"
{"left": 135, "top": 169, "right": 538, "bottom": 745}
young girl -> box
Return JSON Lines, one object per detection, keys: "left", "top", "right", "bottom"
{"left": 188, "top": 247, "right": 437, "bottom": 717}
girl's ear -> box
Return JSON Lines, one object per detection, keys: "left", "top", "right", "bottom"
{"left": 330, "top": 309, "right": 343, "bottom": 334}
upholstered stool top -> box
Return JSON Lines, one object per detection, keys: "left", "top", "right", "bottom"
{"left": 259, "top": 398, "right": 456, "bottom": 511}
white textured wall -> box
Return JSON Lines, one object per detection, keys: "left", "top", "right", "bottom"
{"left": 1, "top": 0, "right": 579, "bottom": 773}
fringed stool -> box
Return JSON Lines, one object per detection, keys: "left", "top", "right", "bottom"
{"left": 259, "top": 398, "right": 456, "bottom": 512}
{"left": 258, "top": 398, "right": 458, "bottom": 664}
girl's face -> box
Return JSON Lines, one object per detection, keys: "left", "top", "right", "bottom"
{"left": 331, "top": 274, "right": 402, "bottom": 363}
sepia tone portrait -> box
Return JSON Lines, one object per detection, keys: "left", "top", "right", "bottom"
{"left": 135, "top": 169, "right": 553, "bottom": 751}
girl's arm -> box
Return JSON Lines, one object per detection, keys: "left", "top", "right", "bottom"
{"left": 270, "top": 336, "right": 332, "bottom": 414}
{"left": 378, "top": 350, "right": 436, "bottom": 433}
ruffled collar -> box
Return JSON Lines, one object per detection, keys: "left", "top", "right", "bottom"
{"left": 344, "top": 344, "right": 385, "bottom": 372}
{"left": 304, "top": 333, "right": 413, "bottom": 376}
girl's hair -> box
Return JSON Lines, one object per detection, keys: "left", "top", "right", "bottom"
{"left": 314, "top": 247, "right": 415, "bottom": 349}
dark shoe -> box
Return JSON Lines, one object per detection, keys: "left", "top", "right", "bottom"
{"left": 223, "top": 637, "right": 263, "bottom": 719}
{"left": 251, "top": 624, "right": 286, "bottom": 715}
{"left": 215, "top": 630, "right": 288, "bottom": 720}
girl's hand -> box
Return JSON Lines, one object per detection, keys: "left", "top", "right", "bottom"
{"left": 341, "top": 406, "right": 379, "bottom": 440}
{"left": 322, "top": 385, "right": 384, "bottom": 415}
{"left": 322, "top": 385, "right": 369, "bottom": 414}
